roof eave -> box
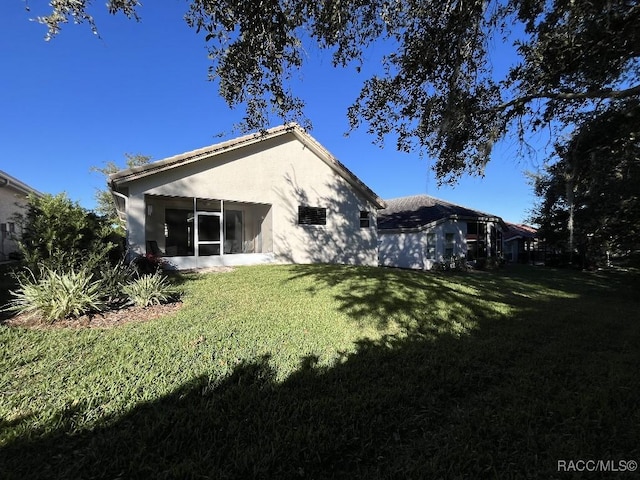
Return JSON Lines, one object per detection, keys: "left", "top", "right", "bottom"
{"left": 378, "top": 214, "right": 506, "bottom": 233}
{"left": 288, "top": 128, "right": 386, "bottom": 209}
{"left": 109, "top": 126, "right": 294, "bottom": 185}
{"left": 109, "top": 123, "right": 386, "bottom": 210}
{"left": 0, "top": 170, "right": 43, "bottom": 197}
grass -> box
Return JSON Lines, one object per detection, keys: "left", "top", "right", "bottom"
{"left": 1, "top": 264, "right": 639, "bottom": 479}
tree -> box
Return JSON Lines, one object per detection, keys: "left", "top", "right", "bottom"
{"left": 16, "top": 192, "right": 115, "bottom": 271}
{"left": 91, "top": 153, "right": 151, "bottom": 231}
{"left": 29, "top": 1, "right": 640, "bottom": 183}
{"left": 530, "top": 100, "right": 640, "bottom": 265}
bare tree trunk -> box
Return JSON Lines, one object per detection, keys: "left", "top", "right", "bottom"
{"left": 566, "top": 152, "right": 577, "bottom": 266}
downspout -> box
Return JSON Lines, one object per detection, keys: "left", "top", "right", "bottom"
{"left": 111, "top": 190, "right": 128, "bottom": 212}
{"left": 111, "top": 190, "right": 129, "bottom": 223}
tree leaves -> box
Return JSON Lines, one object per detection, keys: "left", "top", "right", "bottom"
{"left": 92, "top": 154, "right": 151, "bottom": 230}
{"left": 30, "top": 0, "right": 640, "bottom": 184}
{"left": 530, "top": 100, "right": 640, "bottom": 262}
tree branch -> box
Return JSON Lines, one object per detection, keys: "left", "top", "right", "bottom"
{"left": 495, "top": 84, "right": 640, "bottom": 112}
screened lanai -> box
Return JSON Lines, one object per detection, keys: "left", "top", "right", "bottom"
{"left": 143, "top": 194, "right": 274, "bottom": 269}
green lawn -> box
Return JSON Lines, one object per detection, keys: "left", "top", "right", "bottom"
{"left": 1, "top": 264, "right": 639, "bottom": 479}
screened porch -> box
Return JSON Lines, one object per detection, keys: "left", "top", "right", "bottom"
{"left": 143, "top": 195, "right": 274, "bottom": 269}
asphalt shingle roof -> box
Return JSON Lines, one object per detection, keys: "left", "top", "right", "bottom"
{"left": 504, "top": 223, "right": 537, "bottom": 241}
{"left": 377, "top": 194, "right": 501, "bottom": 230}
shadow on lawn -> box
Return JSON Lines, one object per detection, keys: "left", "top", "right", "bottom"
{"left": 1, "top": 266, "right": 639, "bottom": 479}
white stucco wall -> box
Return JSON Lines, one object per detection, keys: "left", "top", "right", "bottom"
{"left": 378, "top": 220, "right": 467, "bottom": 270}
{"left": 119, "top": 133, "right": 379, "bottom": 267}
{"left": 379, "top": 219, "right": 506, "bottom": 270}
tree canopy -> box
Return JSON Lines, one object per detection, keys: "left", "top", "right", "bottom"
{"left": 91, "top": 153, "right": 152, "bottom": 231}
{"left": 529, "top": 100, "right": 640, "bottom": 264}
{"left": 30, "top": 0, "right": 640, "bottom": 183}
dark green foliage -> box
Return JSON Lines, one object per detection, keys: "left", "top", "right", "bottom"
{"left": 27, "top": 1, "right": 640, "bottom": 183}
{"left": 130, "top": 253, "right": 164, "bottom": 275}
{"left": 7, "top": 193, "right": 151, "bottom": 321}
{"left": 530, "top": 100, "right": 640, "bottom": 265}
{"left": 96, "top": 259, "right": 137, "bottom": 305}
{"left": 33, "top": 0, "right": 140, "bottom": 40}
{"left": 0, "top": 264, "right": 17, "bottom": 317}
{"left": 16, "top": 193, "right": 116, "bottom": 273}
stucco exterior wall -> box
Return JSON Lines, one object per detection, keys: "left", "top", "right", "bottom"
{"left": 0, "top": 187, "right": 29, "bottom": 260}
{"left": 120, "top": 133, "right": 379, "bottom": 267}
{"left": 378, "top": 220, "right": 467, "bottom": 270}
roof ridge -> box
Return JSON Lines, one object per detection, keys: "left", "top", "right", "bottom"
{"left": 383, "top": 193, "right": 485, "bottom": 212}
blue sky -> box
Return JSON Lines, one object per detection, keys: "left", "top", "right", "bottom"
{"left": 1, "top": 2, "right": 544, "bottom": 224}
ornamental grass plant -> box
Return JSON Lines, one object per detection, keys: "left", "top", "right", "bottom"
{"left": 7, "top": 266, "right": 105, "bottom": 322}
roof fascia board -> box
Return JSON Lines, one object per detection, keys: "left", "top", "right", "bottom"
{"left": 378, "top": 218, "right": 445, "bottom": 234}
{"left": 109, "top": 126, "right": 292, "bottom": 185}
{"left": 0, "top": 170, "right": 42, "bottom": 197}
{"left": 108, "top": 124, "right": 386, "bottom": 209}
{"left": 379, "top": 214, "right": 506, "bottom": 234}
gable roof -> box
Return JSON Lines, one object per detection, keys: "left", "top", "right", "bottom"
{"left": 0, "top": 170, "right": 42, "bottom": 197}
{"left": 109, "top": 123, "right": 385, "bottom": 209}
{"left": 377, "top": 194, "right": 504, "bottom": 231}
{"left": 504, "top": 222, "right": 537, "bottom": 241}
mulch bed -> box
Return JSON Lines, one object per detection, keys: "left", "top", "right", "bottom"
{"left": 1, "top": 302, "right": 184, "bottom": 330}
{"left": 1, "top": 265, "right": 235, "bottom": 329}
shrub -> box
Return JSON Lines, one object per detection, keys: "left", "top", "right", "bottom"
{"left": 96, "top": 259, "right": 136, "bottom": 306}
{"left": 7, "top": 266, "right": 105, "bottom": 322}
{"left": 131, "top": 253, "right": 164, "bottom": 275}
{"left": 15, "top": 193, "right": 117, "bottom": 273}
{"left": 122, "top": 272, "right": 178, "bottom": 308}
{"left": 433, "top": 256, "right": 468, "bottom": 272}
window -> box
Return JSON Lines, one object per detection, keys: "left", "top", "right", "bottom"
{"left": 8, "top": 222, "right": 15, "bottom": 233}
{"left": 359, "top": 211, "right": 370, "bottom": 228}
{"left": 164, "top": 209, "right": 195, "bottom": 256}
{"left": 445, "top": 233, "right": 455, "bottom": 259}
{"left": 298, "top": 206, "right": 326, "bottom": 226}
{"left": 426, "top": 232, "right": 436, "bottom": 259}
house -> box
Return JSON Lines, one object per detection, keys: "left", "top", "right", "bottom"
{"left": 0, "top": 170, "right": 42, "bottom": 261}
{"left": 377, "top": 194, "right": 505, "bottom": 270}
{"left": 108, "top": 124, "right": 385, "bottom": 270}
{"left": 503, "top": 223, "right": 539, "bottom": 264}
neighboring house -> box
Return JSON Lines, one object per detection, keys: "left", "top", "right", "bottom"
{"left": 0, "top": 170, "right": 41, "bottom": 261}
{"left": 503, "top": 223, "right": 539, "bottom": 264}
{"left": 377, "top": 194, "right": 506, "bottom": 270}
{"left": 109, "top": 124, "right": 385, "bottom": 270}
